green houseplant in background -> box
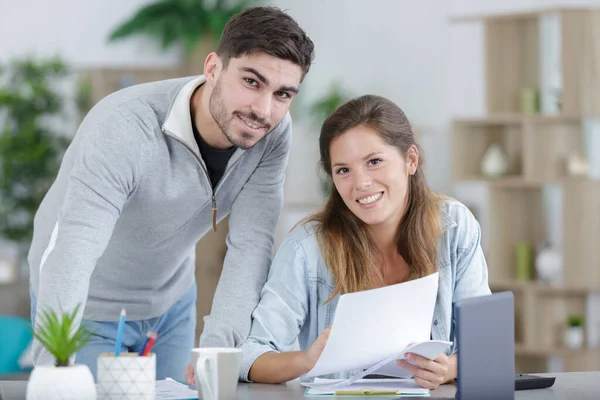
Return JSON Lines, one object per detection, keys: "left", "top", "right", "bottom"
{"left": 0, "top": 57, "right": 71, "bottom": 250}
{"left": 565, "top": 314, "right": 585, "bottom": 350}
{"left": 107, "top": 0, "right": 252, "bottom": 73}
{"left": 26, "top": 304, "right": 96, "bottom": 400}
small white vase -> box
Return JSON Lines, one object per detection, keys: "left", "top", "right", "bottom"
{"left": 481, "top": 143, "right": 508, "bottom": 178}
{"left": 565, "top": 327, "right": 584, "bottom": 349}
{"left": 27, "top": 364, "right": 96, "bottom": 400}
{"left": 535, "top": 245, "right": 563, "bottom": 284}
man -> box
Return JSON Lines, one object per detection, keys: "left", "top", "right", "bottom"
{"left": 28, "top": 6, "right": 314, "bottom": 381}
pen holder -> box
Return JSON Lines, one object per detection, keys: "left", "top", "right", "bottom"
{"left": 96, "top": 352, "right": 156, "bottom": 400}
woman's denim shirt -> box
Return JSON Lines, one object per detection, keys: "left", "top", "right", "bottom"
{"left": 239, "top": 199, "right": 491, "bottom": 382}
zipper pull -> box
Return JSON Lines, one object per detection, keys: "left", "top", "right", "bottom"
{"left": 211, "top": 193, "right": 217, "bottom": 232}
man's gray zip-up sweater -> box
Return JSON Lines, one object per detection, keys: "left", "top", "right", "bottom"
{"left": 28, "top": 75, "right": 291, "bottom": 365}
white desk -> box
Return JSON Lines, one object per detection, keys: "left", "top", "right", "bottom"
{"left": 1, "top": 372, "right": 599, "bottom": 399}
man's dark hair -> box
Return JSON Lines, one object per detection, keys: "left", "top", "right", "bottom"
{"left": 217, "top": 6, "right": 315, "bottom": 79}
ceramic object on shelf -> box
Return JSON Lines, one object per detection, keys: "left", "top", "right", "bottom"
{"left": 481, "top": 143, "right": 508, "bottom": 178}
{"left": 566, "top": 153, "right": 589, "bottom": 176}
{"left": 535, "top": 243, "right": 562, "bottom": 284}
{"left": 515, "top": 242, "right": 535, "bottom": 281}
{"left": 520, "top": 87, "right": 539, "bottom": 114}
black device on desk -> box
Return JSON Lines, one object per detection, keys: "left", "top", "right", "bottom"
{"left": 515, "top": 373, "right": 556, "bottom": 390}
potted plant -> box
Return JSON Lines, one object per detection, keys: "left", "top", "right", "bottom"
{"left": 0, "top": 57, "right": 71, "bottom": 269}
{"left": 26, "top": 304, "right": 96, "bottom": 400}
{"left": 107, "top": 0, "right": 251, "bottom": 74}
{"left": 565, "top": 314, "right": 585, "bottom": 349}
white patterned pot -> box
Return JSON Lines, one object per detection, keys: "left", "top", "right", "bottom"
{"left": 97, "top": 352, "right": 156, "bottom": 400}
{"left": 26, "top": 364, "right": 96, "bottom": 400}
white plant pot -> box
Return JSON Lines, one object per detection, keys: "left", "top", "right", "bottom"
{"left": 27, "top": 364, "right": 97, "bottom": 400}
{"left": 565, "top": 327, "right": 584, "bottom": 350}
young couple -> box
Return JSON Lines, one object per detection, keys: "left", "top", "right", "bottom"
{"left": 29, "top": 5, "right": 489, "bottom": 390}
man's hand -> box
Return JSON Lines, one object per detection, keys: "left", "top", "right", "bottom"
{"left": 396, "top": 352, "right": 452, "bottom": 390}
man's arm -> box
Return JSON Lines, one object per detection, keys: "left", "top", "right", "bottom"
{"left": 32, "top": 109, "right": 146, "bottom": 365}
{"left": 199, "top": 114, "right": 292, "bottom": 348}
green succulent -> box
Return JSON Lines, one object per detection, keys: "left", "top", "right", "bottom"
{"left": 32, "top": 304, "right": 92, "bottom": 367}
{"left": 567, "top": 315, "right": 584, "bottom": 328}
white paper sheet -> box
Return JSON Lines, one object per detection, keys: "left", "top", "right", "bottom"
{"left": 305, "top": 272, "right": 440, "bottom": 378}
{"left": 156, "top": 378, "right": 198, "bottom": 400}
{"left": 302, "top": 340, "right": 452, "bottom": 389}
{"left": 305, "top": 378, "right": 429, "bottom": 396}
{"left": 366, "top": 340, "right": 453, "bottom": 378}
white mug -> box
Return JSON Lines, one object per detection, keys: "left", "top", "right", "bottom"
{"left": 192, "top": 347, "right": 242, "bottom": 400}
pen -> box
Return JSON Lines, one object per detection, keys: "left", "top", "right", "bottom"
{"left": 139, "top": 332, "right": 151, "bottom": 354}
{"left": 115, "top": 309, "right": 126, "bottom": 356}
{"left": 334, "top": 389, "right": 400, "bottom": 395}
{"left": 141, "top": 332, "right": 157, "bottom": 356}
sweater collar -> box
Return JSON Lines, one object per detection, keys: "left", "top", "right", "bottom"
{"left": 162, "top": 75, "right": 206, "bottom": 155}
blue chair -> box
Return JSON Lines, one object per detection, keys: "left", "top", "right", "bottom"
{"left": 0, "top": 315, "right": 33, "bottom": 374}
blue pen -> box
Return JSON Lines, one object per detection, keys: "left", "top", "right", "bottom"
{"left": 115, "top": 309, "right": 126, "bottom": 356}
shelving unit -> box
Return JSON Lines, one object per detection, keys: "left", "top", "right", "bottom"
{"left": 451, "top": 7, "right": 600, "bottom": 373}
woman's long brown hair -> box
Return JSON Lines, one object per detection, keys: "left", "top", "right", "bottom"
{"left": 306, "top": 95, "right": 442, "bottom": 301}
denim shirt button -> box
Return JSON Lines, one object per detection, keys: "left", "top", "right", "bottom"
{"left": 434, "top": 319, "right": 438, "bottom": 326}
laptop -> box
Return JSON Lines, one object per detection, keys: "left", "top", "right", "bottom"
{"left": 454, "top": 291, "right": 516, "bottom": 400}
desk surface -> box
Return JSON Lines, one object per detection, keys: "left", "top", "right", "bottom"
{"left": 1, "top": 372, "right": 598, "bottom": 399}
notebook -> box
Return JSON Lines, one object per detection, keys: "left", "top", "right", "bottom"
{"left": 304, "top": 378, "right": 430, "bottom": 397}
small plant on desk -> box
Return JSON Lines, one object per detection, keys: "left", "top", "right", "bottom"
{"left": 26, "top": 304, "right": 97, "bottom": 400}
{"left": 565, "top": 314, "right": 585, "bottom": 350}
{"left": 32, "top": 304, "right": 91, "bottom": 367}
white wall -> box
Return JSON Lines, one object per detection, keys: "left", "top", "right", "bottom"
{"left": 2, "top": 0, "right": 600, "bottom": 247}
{"left": 0, "top": 0, "right": 181, "bottom": 67}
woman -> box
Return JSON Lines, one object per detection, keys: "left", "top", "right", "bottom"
{"left": 235, "top": 95, "right": 489, "bottom": 389}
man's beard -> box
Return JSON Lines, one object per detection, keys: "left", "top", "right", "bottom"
{"left": 209, "top": 80, "right": 271, "bottom": 150}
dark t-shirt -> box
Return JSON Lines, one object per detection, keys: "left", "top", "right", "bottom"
{"left": 192, "top": 123, "right": 236, "bottom": 189}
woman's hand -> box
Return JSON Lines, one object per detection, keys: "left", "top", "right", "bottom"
{"left": 185, "top": 361, "right": 195, "bottom": 385}
{"left": 396, "top": 352, "right": 455, "bottom": 390}
{"left": 302, "top": 326, "right": 331, "bottom": 371}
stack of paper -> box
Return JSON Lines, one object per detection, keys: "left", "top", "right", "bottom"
{"left": 156, "top": 378, "right": 198, "bottom": 400}
{"left": 304, "top": 378, "right": 430, "bottom": 397}
{"left": 305, "top": 272, "right": 452, "bottom": 383}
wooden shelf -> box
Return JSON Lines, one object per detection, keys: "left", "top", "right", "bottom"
{"left": 455, "top": 176, "right": 554, "bottom": 188}
{"left": 453, "top": 115, "right": 587, "bottom": 183}
{"left": 515, "top": 343, "right": 600, "bottom": 357}
{"left": 454, "top": 114, "right": 523, "bottom": 125}
{"left": 452, "top": 6, "right": 600, "bottom": 373}
{"left": 449, "top": 7, "right": 594, "bottom": 23}
{"left": 490, "top": 280, "right": 600, "bottom": 296}
{"left": 454, "top": 114, "right": 586, "bottom": 126}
